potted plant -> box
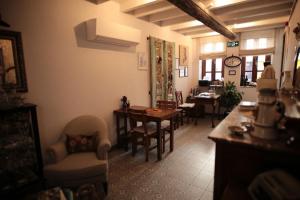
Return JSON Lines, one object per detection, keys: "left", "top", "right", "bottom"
{"left": 220, "top": 81, "right": 242, "bottom": 116}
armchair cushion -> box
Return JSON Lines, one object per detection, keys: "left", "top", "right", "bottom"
{"left": 44, "top": 152, "right": 108, "bottom": 185}
{"left": 46, "top": 140, "right": 68, "bottom": 164}
{"left": 66, "top": 133, "right": 97, "bottom": 154}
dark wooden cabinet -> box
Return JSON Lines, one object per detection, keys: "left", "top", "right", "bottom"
{"left": 209, "top": 107, "right": 300, "bottom": 200}
{"left": 0, "top": 104, "right": 44, "bottom": 198}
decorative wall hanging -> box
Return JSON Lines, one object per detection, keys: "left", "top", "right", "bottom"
{"left": 0, "top": 30, "right": 27, "bottom": 92}
{"left": 137, "top": 52, "right": 147, "bottom": 70}
{"left": 179, "top": 45, "right": 189, "bottom": 66}
{"left": 149, "top": 36, "right": 175, "bottom": 107}
{"left": 224, "top": 55, "right": 242, "bottom": 67}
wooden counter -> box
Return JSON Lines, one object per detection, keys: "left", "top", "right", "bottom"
{"left": 208, "top": 106, "right": 300, "bottom": 200}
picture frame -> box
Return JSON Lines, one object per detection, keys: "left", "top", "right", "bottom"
{"left": 229, "top": 70, "right": 236, "bottom": 75}
{"left": 137, "top": 52, "right": 147, "bottom": 70}
{"left": 179, "top": 68, "right": 185, "bottom": 77}
{"left": 179, "top": 45, "right": 188, "bottom": 66}
{"left": 184, "top": 67, "right": 188, "bottom": 77}
{"left": 0, "top": 30, "right": 27, "bottom": 92}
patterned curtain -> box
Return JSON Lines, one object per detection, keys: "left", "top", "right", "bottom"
{"left": 149, "top": 36, "right": 175, "bottom": 107}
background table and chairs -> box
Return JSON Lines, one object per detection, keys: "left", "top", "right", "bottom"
{"left": 113, "top": 104, "right": 178, "bottom": 161}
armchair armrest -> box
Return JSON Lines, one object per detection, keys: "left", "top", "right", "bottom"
{"left": 96, "top": 138, "right": 111, "bottom": 160}
{"left": 45, "top": 141, "right": 68, "bottom": 164}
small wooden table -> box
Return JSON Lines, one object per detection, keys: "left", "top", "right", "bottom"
{"left": 189, "top": 94, "right": 220, "bottom": 127}
{"left": 208, "top": 107, "right": 300, "bottom": 200}
{"left": 113, "top": 106, "right": 178, "bottom": 161}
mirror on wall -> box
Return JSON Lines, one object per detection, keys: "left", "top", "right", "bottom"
{"left": 0, "top": 30, "right": 27, "bottom": 92}
{"left": 293, "top": 47, "right": 300, "bottom": 89}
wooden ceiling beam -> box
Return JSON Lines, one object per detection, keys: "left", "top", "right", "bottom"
{"left": 224, "top": 10, "right": 290, "bottom": 25}
{"left": 220, "top": 2, "right": 292, "bottom": 21}
{"left": 167, "top": 0, "right": 237, "bottom": 40}
{"left": 183, "top": 27, "right": 213, "bottom": 36}
{"left": 169, "top": 20, "right": 203, "bottom": 31}
{"left": 121, "top": 0, "right": 164, "bottom": 13}
{"left": 211, "top": 0, "right": 293, "bottom": 15}
{"left": 176, "top": 25, "right": 207, "bottom": 33}
{"left": 133, "top": 1, "right": 175, "bottom": 17}
{"left": 180, "top": 12, "right": 289, "bottom": 35}
{"left": 159, "top": 15, "right": 194, "bottom": 26}
{"left": 148, "top": 8, "right": 186, "bottom": 22}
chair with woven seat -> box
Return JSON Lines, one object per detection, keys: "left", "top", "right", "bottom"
{"left": 156, "top": 100, "right": 176, "bottom": 153}
{"left": 128, "top": 108, "right": 160, "bottom": 162}
{"left": 175, "top": 91, "right": 195, "bottom": 124}
{"left": 43, "top": 115, "right": 111, "bottom": 195}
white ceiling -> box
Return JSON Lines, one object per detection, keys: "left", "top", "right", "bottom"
{"left": 119, "top": 0, "right": 294, "bottom": 38}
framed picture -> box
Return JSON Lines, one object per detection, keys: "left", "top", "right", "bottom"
{"left": 137, "top": 52, "right": 147, "bottom": 70}
{"left": 229, "top": 70, "right": 236, "bottom": 75}
{"left": 184, "top": 67, "right": 188, "bottom": 77}
{"left": 179, "top": 68, "right": 185, "bottom": 77}
{"left": 179, "top": 45, "right": 188, "bottom": 66}
{"left": 0, "top": 30, "right": 27, "bottom": 92}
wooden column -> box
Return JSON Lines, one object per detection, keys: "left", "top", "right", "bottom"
{"left": 167, "top": 0, "right": 236, "bottom": 40}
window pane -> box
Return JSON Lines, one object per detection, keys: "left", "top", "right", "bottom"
{"left": 258, "top": 38, "right": 267, "bottom": 49}
{"left": 204, "top": 73, "right": 211, "bottom": 81}
{"left": 215, "top": 58, "right": 222, "bottom": 71}
{"left": 206, "top": 59, "right": 212, "bottom": 71}
{"left": 245, "top": 72, "right": 252, "bottom": 82}
{"left": 257, "top": 55, "right": 265, "bottom": 71}
{"left": 257, "top": 71, "right": 262, "bottom": 79}
{"left": 215, "top": 42, "right": 224, "bottom": 52}
{"left": 246, "top": 56, "right": 253, "bottom": 71}
{"left": 215, "top": 72, "right": 222, "bottom": 80}
{"left": 204, "top": 43, "right": 213, "bottom": 53}
{"left": 246, "top": 39, "right": 255, "bottom": 49}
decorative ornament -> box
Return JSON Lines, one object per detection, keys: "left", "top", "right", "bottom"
{"left": 224, "top": 55, "right": 242, "bottom": 68}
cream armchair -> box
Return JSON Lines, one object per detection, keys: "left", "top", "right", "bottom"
{"left": 43, "top": 115, "right": 111, "bottom": 194}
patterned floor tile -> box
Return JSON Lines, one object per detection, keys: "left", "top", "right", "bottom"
{"left": 106, "top": 118, "right": 220, "bottom": 200}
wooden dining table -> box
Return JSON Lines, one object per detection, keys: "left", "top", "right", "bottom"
{"left": 113, "top": 106, "right": 178, "bottom": 161}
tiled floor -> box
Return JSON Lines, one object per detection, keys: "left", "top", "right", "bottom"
{"left": 107, "top": 118, "right": 218, "bottom": 200}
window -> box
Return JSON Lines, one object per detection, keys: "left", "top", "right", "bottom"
{"left": 243, "top": 38, "right": 273, "bottom": 50}
{"left": 241, "top": 54, "right": 272, "bottom": 83}
{"left": 204, "top": 43, "right": 213, "bottom": 53}
{"left": 202, "top": 42, "right": 225, "bottom": 54}
{"left": 258, "top": 38, "right": 267, "bottom": 49}
{"left": 199, "top": 58, "right": 224, "bottom": 81}
{"left": 215, "top": 42, "right": 224, "bottom": 52}
{"left": 246, "top": 39, "right": 255, "bottom": 50}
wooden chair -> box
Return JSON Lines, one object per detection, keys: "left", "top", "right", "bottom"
{"left": 128, "top": 108, "right": 159, "bottom": 162}
{"left": 175, "top": 91, "right": 195, "bottom": 124}
{"left": 156, "top": 100, "right": 176, "bottom": 153}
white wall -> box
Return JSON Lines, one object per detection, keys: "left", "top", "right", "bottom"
{"left": 284, "top": 1, "right": 300, "bottom": 73}
{"left": 0, "top": 0, "right": 193, "bottom": 153}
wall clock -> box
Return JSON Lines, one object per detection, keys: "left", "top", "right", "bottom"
{"left": 224, "top": 55, "right": 242, "bottom": 67}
